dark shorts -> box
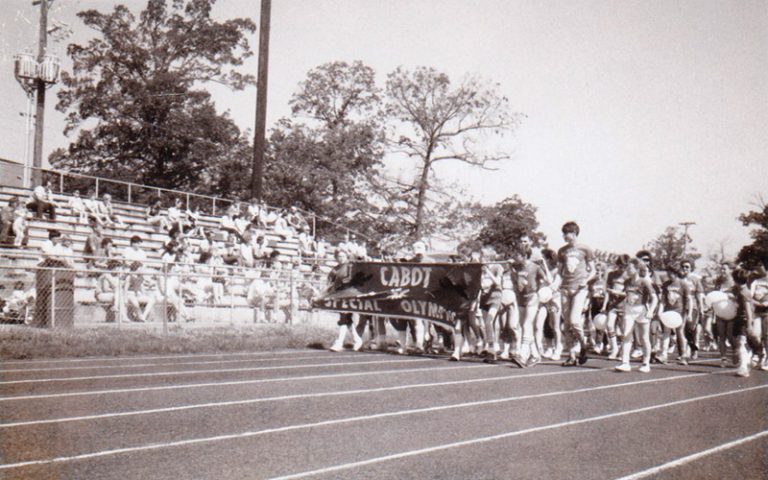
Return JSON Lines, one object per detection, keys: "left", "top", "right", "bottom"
{"left": 480, "top": 289, "right": 502, "bottom": 311}
{"left": 337, "top": 313, "right": 353, "bottom": 327}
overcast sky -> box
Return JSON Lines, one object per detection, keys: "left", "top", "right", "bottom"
{"left": 2, "top": 0, "right": 766, "bottom": 258}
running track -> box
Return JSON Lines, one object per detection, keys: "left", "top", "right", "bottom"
{"left": 0, "top": 350, "right": 765, "bottom": 479}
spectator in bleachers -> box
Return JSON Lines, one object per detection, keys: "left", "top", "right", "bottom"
{"left": 226, "top": 201, "right": 242, "bottom": 218}
{"left": 83, "top": 221, "right": 104, "bottom": 266}
{"left": 247, "top": 198, "right": 262, "bottom": 226}
{"left": 84, "top": 190, "right": 109, "bottom": 227}
{"left": 197, "top": 229, "right": 216, "bottom": 264}
{"left": 273, "top": 209, "right": 293, "bottom": 240}
{"left": 184, "top": 205, "right": 204, "bottom": 237}
{"left": 220, "top": 210, "right": 245, "bottom": 242}
{"left": 123, "top": 235, "right": 147, "bottom": 265}
{"left": 234, "top": 213, "right": 251, "bottom": 239}
{"left": 166, "top": 198, "right": 186, "bottom": 236}
{"left": 297, "top": 231, "right": 316, "bottom": 259}
{"left": 26, "top": 183, "right": 57, "bottom": 221}
{"left": 0, "top": 196, "right": 18, "bottom": 246}
{"left": 259, "top": 206, "right": 278, "bottom": 229}
{"left": 146, "top": 199, "right": 169, "bottom": 231}
{"left": 287, "top": 205, "right": 310, "bottom": 234}
{"left": 221, "top": 233, "right": 241, "bottom": 266}
{"left": 68, "top": 190, "right": 88, "bottom": 224}
{"left": 247, "top": 269, "right": 275, "bottom": 322}
{"left": 95, "top": 260, "right": 121, "bottom": 322}
{"left": 39, "top": 230, "right": 75, "bottom": 268}
{"left": 100, "top": 194, "right": 125, "bottom": 227}
{"left": 124, "top": 260, "right": 155, "bottom": 322}
{"left": 1, "top": 281, "right": 34, "bottom": 324}
{"left": 252, "top": 234, "right": 273, "bottom": 265}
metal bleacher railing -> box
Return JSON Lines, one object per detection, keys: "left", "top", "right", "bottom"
{"left": 0, "top": 251, "right": 329, "bottom": 331}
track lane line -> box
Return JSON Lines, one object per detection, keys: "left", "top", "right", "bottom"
{"left": 0, "top": 364, "right": 490, "bottom": 402}
{"left": 0, "top": 353, "right": 362, "bottom": 374}
{"left": 0, "top": 350, "right": 313, "bottom": 366}
{"left": 0, "top": 369, "right": 601, "bottom": 428}
{"left": 0, "top": 358, "right": 436, "bottom": 385}
{"left": 266, "top": 384, "right": 768, "bottom": 480}
{"left": 0, "top": 372, "right": 738, "bottom": 471}
{"left": 614, "top": 430, "right": 768, "bottom": 480}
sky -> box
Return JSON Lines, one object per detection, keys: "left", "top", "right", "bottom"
{"left": 1, "top": 0, "right": 767, "bottom": 259}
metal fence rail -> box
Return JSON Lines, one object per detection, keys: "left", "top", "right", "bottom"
{"left": 0, "top": 261, "right": 328, "bottom": 331}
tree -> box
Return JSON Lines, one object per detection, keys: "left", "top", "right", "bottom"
{"left": 644, "top": 226, "right": 702, "bottom": 271}
{"left": 263, "top": 61, "right": 385, "bottom": 242}
{"left": 385, "top": 66, "right": 521, "bottom": 239}
{"left": 51, "top": 0, "right": 255, "bottom": 193}
{"left": 736, "top": 197, "right": 768, "bottom": 269}
{"left": 474, "top": 196, "right": 546, "bottom": 258}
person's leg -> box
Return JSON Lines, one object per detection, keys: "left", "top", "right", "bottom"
{"left": 141, "top": 295, "right": 156, "bottom": 322}
{"left": 659, "top": 326, "right": 672, "bottom": 364}
{"left": 606, "top": 310, "right": 619, "bottom": 359}
{"left": 616, "top": 313, "right": 637, "bottom": 371}
{"left": 521, "top": 295, "right": 541, "bottom": 366}
{"left": 564, "top": 288, "right": 590, "bottom": 364}
{"left": 639, "top": 321, "right": 652, "bottom": 372}
{"left": 331, "top": 313, "right": 353, "bottom": 351}
{"left": 534, "top": 305, "right": 547, "bottom": 361}
{"left": 716, "top": 317, "right": 728, "bottom": 366}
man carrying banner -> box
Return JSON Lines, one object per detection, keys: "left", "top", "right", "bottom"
{"left": 329, "top": 249, "right": 364, "bottom": 352}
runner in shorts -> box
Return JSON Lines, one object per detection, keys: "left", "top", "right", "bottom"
{"left": 679, "top": 259, "right": 706, "bottom": 359}
{"left": 602, "top": 254, "right": 629, "bottom": 360}
{"left": 749, "top": 261, "right": 768, "bottom": 371}
{"left": 730, "top": 268, "right": 756, "bottom": 377}
{"left": 658, "top": 265, "right": 691, "bottom": 365}
{"left": 538, "top": 248, "right": 562, "bottom": 360}
{"left": 557, "top": 221, "right": 596, "bottom": 366}
{"left": 615, "top": 258, "right": 658, "bottom": 373}
{"left": 509, "top": 247, "right": 547, "bottom": 367}
{"left": 328, "top": 249, "right": 363, "bottom": 352}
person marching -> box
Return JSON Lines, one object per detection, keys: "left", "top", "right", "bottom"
{"left": 679, "top": 259, "right": 706, "bottom": 360}
{"left": 538, "top": 248, "right": 563, "bottom": 360}
{"left": 509, "top": 246, "right": 547, "bottom": 367}
{"left": 657, "top": 265, "right": 692, "bottom": 365}
{"left": 558, "top": 221, "right": 596, "bottom": 366}
{"left": 328, "top": 249, "right": 363, "bottom": 352}
{"left": 602, "top": 254, "right": 630, "bottom": 360}
{"left": 615, "top": 258, "right": 658, "bottom": 373}
{"left": 749, "top": 262, "right": 768, "bottom": 371}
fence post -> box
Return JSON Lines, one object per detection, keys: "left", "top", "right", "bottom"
{"left": 185, "top": 193, "right": 190, "bottom": 210}
{"left": 95, "top": 178, "right": 100, "bottom": 197}
{"left": 128, "top": 184, "right": 132, "bottom": 204}
{"left": 59, "top": 172, "right": 64, "bottom": 193}
{"left": 312, "top": 215, "right": 316, "bottom": 238}
{"left": 162, "top": 268, "right": 168, "bottom": 335}
{"left": 229, "top": 277, "right": 235, "bottom": 325}
{"left": 116, "top": 274, "right": 122, "bottom": 329}
{"left": 289, "top": 271, "right": 295, "bottom": 325}
{"left": 50, "top": 269, "right": 56, "bottom": 329}
{"left": 212, "top": 197, "right": 217, "bottom": 216}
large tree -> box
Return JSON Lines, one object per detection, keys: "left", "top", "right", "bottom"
{"left": 474, "top": 195, "right": 546, "bottom": 258}
{"left": 51, "top": 0, "right": 255, "bottom": 193}
{"left": 644, "top": 226, "right": 702, "bottom": 271}
{"left": 736, "top": 198, "right": 768, "bottom": 269}
{"left": 263, "top": 61, "right": 385, "bottom": 242}
{"left": 385, "top": 66, "right": 521, "bottom": 239}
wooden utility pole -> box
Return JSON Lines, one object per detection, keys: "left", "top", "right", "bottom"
{"left": 32, "top": 0, "right": 49, "bottom": 188}
{"left": 250, "top": 0, "right": 271, "bottom": 201}
{"left": 679, "top": 221, "right": 696, "bottom": 256}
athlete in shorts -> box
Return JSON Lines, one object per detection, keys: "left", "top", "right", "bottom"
{"left": 730, "top": 268, "right": 756, "bottom": 377}
{"left": 557, "top": 221, "right": 596, "bottom": 366}
{"left": 329, "top": 249, "right": 363, "bottom": 352}
{"left": 658, "top": 266, "right": 691, "bottom": 365}
{"left": 587, "top": 262, "right": 607, "bottom": 353}
{"left": 537, "top": 248, "right": 562, "bottom": 360}
{"left": 509, "top": 247, "right": 547, "bottom": 367}
{"left": 602, "top": 254, "right": 629, "bottom": 360}
{"left": 615, "top": 258, "right": 658, "bottom": 373}
{"left": 749, "top": 262, "right": 768, "bottom": 370}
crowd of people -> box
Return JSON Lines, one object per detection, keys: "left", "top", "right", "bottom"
{"left": 328, "top": 222, "right": 768, "bottom": 379}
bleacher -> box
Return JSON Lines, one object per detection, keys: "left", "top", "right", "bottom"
{"left": 0, "top": 183, "right": 336, "bottom": 325}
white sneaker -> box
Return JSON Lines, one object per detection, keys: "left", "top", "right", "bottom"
{"left": 631, "top": 349, "right": 643, "bottom": 359}
{"left": 607, "top": 350, "right": 619, "bottom": 360}
{"left": 397, "top": 346, "right": 406, "bottom": 355}
{"left": 552, "top": 347, "right": 563, "bottom": 360}
{"left": 353, "top": 337, "right": 364, "bottom": 352}
{"left": 329, "top": 343, "right": 344, "bottom": 352}
{"left": 543, "top": 348, "right": 554, "bottom": 359}
{"left": 499, "top": 351, "right": 510, "bottom": 360}
{"left": 615, "top": 363, "right": 631, "bottom": 372}
{"left": 638, "top": 364, "right": 651, "bottom": 374}
{"left": 736, "top": 367, "right": 750, "bottom": 378}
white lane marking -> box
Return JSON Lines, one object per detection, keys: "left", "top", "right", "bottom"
{"left": 0, "top": 372, "right": 735, "bottom": 471}
{"left": 0, "top": 364, "right": 490, "bottom": 402}
{"left": 267, "top": 384, "right": 768, "bottom": 480}
{"left": 614, "top": 430, "right": 768, "bottom": 480}
{"left": 0, "top": 350, "right": 310, "bottom": 366}
{"left": 0, "top": 354, "right": 361, "bottom": 374}
{"left": 0, "top": 358, "right": 436, "bottom": 385}
{"left": 0, "top": 369, "right": 600, "bottom": 428}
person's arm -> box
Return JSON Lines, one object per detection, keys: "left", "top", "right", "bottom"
{"left": 645, "top": 279, "right": 658, "bottom": 320}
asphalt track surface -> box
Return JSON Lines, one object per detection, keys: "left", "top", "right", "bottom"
{"left": 0, "top": 349, "right": 766, "bottom": 480}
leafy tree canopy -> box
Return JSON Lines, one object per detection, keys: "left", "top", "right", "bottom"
{"left": 643, "top": 226, "right": 701, "bottom": 272}
{"left": 737, "top": 199, "right": 768, "bottom": 269}
{"left": 51, "top": 0, "right": 255, "bottom": 194}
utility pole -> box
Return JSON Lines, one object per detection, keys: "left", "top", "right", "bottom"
{"left": 679, "top": 221, "right": 696, "bottom": 256}
{"left": 32, "top": 0, "right": 49, "bottom": 188}
{"left": 250, "top": 0, "right": 271, "bottom": 201}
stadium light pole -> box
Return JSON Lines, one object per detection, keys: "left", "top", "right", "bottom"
{"left": 250, "top": 0, "right": 271, "bottom": 201}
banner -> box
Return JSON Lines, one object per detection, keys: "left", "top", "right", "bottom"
{"left": 313, "top": 262, "right": 482, "bottom": 328}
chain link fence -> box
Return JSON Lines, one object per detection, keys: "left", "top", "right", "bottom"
{"left": 0, "top": 259, "right": 329, "bottom": 331}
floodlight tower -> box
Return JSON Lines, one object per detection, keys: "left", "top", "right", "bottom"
{"left": 13, "top": 0, "right": 60, "bottom": 188}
